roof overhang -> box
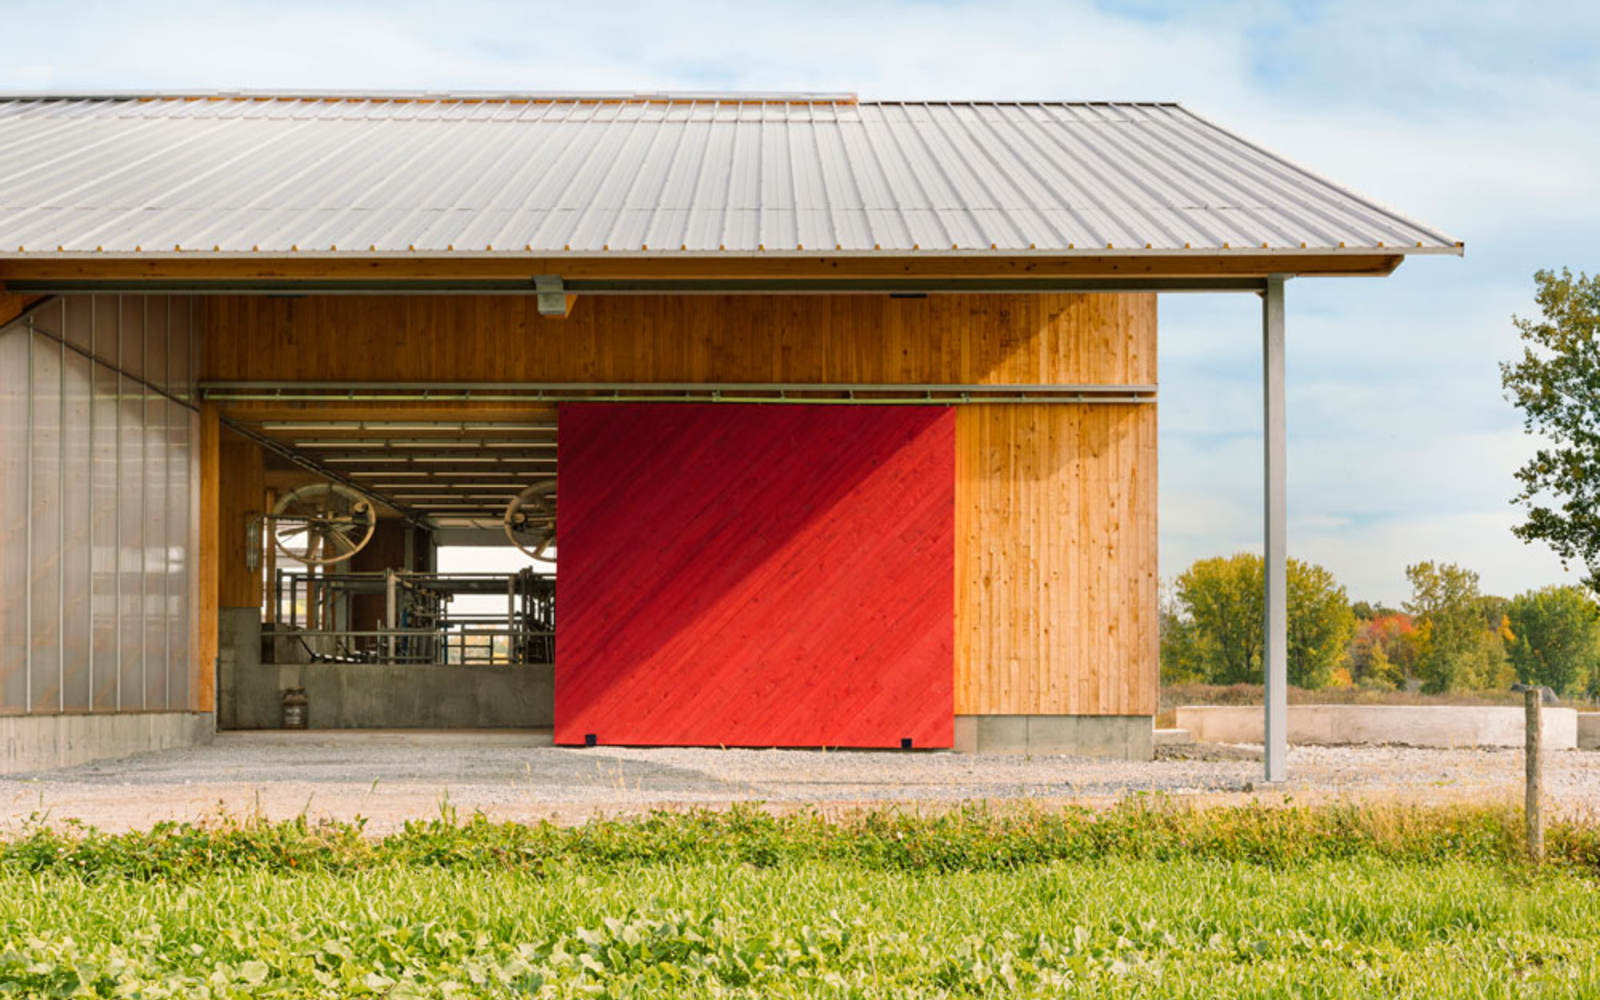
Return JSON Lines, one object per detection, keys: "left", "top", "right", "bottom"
{"left": 0, "top": 250, "right": 1413, "bottom": 296}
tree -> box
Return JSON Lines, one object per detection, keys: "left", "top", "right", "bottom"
{"left": 1501, "top": 268, "right": 1600, "bottom": 588}
{"left": 1347, "top": 613, "right": 1420, "bottom": 690}
{"left": 1505, "top": 585, "right": 1599, "bottom": 697}
{"left": 1173, "top": 554, "right": 1262, "bottom": 685}
{"left": 1158, "top": 583, "right": 1205, "bottom": 685}
{"left": 1404, "top": 562, "right": 1507, "bottom": 692}
{"left": 1168, "top": 553, "right": 1355, "bottom": 689}
{"left": 1351, "top": 600, "right": 1400, "bottom": 622}
{"left": 1286, "top": 561, "right": 1357, "bottom": 688}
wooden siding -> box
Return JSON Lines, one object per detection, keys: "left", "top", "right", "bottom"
{"left": 201, "top": 291, "right": 1159, "bottom": 719}
{"left": 0, "top": 293, "right": 42, "bottom": 328}
{"left": 954, "top": 404, "right": 1158, "bottom": 716}
{"left": 200, "top": 294, "right": 1152, "bottom": 386}
{"left": 555, "top": 403, "right": 954, "bottom": 747}
{"left": 196, "top": 404, "right": 220, "bottom": 712}
{"left": 217, "top": 429, "right": 265, "bottom": 609}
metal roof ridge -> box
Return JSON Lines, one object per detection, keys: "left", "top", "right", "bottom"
{"left": 0, "top": 90, "right": 1186, "bottom": 107}
{"left": 0, "top": 89, "right": 864, "bottom": 104}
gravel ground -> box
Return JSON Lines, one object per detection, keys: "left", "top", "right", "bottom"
{"left": 2, "top": 731, "right": 1595, "bottom": 834}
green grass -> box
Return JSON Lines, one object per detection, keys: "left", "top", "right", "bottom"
{"left": 2, "top": 802, "right": 1597, "bottom": 997}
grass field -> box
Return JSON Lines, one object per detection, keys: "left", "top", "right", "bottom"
{"left": 2, "top": 802, "right": 1598, "bottom": 997}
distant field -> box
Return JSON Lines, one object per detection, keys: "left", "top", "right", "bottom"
{"left": 2, "top": 803, "right": 1597, "bottom": 997}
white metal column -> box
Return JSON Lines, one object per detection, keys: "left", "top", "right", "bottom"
{"left": 1263, "top": 276, "right": 1288, "bottom": 782}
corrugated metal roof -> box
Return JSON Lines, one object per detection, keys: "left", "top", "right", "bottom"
{"left": 0, "top": 93, "right": 1460, "bottom": 258}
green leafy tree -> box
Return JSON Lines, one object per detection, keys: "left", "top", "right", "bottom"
{"left": 1505, "top": 585, "right": 1599, "bottom": 697}
{"left": 1351, "top": 600, "right": 1400, "bottom": 622}
{"left": 1404, "top": 562, "right": 1506, "bottom": 692}
{"left": 1169, "top": 553, "right": 1355, "bottom": 689}
{"left": 1474, "top": 594, "right": 1515, "bottom": 689}
{"left": 1174, "top": 554, "right": 1263, "bottom": 685}
{"left": 1158, "top": 583, "right": 1205, "bottom": 684}
{"left": 1286, "top": 561, "right": 1357, "bottom": 689}
{"left": 1501, "top": 268, "right": 1600, "bottom": 588}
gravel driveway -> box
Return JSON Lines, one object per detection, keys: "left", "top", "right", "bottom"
{"left": 2, "top": 731, "right": 1594, "bottom": 834}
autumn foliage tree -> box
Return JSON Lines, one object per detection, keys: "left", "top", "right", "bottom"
{"left": 1346, "top": 613, "right": 1420, "bottom": 690}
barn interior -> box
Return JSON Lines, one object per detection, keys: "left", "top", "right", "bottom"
{"left": 212, "top": 391, "right": 561, "bottom": 731}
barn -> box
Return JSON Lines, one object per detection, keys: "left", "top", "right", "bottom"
{"left": 0, "top": 93, "right": 1458, "bottom": 773}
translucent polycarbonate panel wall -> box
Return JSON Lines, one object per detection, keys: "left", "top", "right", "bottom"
{"left": 0, "top": 296, "right": 200, "bottom": 716}
{"left": 0, "top": 324, "right": 26, "bottom": 711}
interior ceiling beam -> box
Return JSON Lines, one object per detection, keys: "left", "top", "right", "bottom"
{"left": 291, "top": 439, "right": 557, "bottom": 449}
{"left": 216, "top": 402, "right": 560, "bottom": 423}
{"left": 343, "top": 470, "right": 537, "bottom": 477}
{"left": 219, "top": 415, "right": 434, "bottom": 529}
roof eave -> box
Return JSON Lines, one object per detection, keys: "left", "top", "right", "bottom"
{"left": 0, "top": 250, "right": 1427, "bottom": 293}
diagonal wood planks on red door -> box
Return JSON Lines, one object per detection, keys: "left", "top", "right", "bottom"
{"left": 554, "top": 403, "right": 954, "bottom": 748}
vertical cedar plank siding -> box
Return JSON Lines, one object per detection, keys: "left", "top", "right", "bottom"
{"left": 196, "top": 403, "right": 220, "bottom": 713}
{"left": 200, "top": 294, "right": 1153, "bottom": 385}
{"left": 216, "top": 429, "right": 264, "bottom": 610}
{"left": 200, "top": 293, "right": 1159, "bottom": 717}
{"left": 954, "top": 403, "right": 1157, "bottom": 716}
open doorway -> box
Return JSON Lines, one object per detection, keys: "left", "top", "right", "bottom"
{"left": 212, "top": 399, "right": 558, "bottom": 730}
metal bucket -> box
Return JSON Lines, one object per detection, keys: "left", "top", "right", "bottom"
{"left": 281, "top": 687, "right": 308, "bottom": 729}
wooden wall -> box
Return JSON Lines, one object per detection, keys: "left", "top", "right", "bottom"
{"left": 201, "top": 292, "right": 1159, "bottom": 718}
{"left": 0, "top": 293, "right": 41, "bottom": 328}
{"left": 217, "top": 428, "right": 265, "bottom": 610}
{"left": 196, "top": 405, "right": 220, "bottom": 714}
{"left": 201, "top": 294, "right": 1151, "bottom": 386}
{"left": 954, "top": 404, "right": 1158, "bottom": 716}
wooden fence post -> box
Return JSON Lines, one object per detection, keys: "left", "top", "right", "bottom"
{"left": 1518, "top": 685, "right": 1544, "bottom": 864}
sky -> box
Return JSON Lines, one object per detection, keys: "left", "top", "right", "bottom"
{"left": 4, "top": 0, "right": 1596, "bottom": 604}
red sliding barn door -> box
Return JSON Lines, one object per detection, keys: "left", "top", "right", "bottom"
{"left": 554, "top": 403, "right": 954, "bottom": 747}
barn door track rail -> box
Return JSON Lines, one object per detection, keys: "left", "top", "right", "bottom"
{"left": 200, "top": 380, "right": 1158, "bottom": 406}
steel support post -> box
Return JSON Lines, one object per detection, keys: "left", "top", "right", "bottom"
{"left": 385, "top": 569, "right": 397, "bottom": 663}
{"left": 1263, "top": 276, "right": 1289, "bottom": 783}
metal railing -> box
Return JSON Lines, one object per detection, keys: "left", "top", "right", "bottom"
{"left": 273, "top": 627, "right": 553, "bottom": 666}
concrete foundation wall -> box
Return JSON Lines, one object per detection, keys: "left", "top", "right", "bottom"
{"left": 1, "top": 711, "right": 215, "bottom": 774}
{"left": 1177, "top": 704, "right": 1579, "bottom": 750}
{"left": 219, "top": 608, "right": 275, "bottom": 729}
{"left": 1579, "top": 713, "right": 1600, "bottom": 750}
{"left": 225, "top": 613, "right": 553, "bottom": 730}
{"left": 952, "top": 715, "right": 1153, "bottom": 759}
{"left": 273, "top": 664, "right": 554, "bottom": 730}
